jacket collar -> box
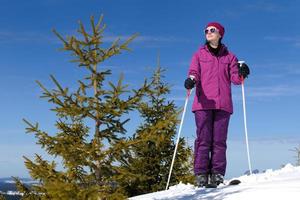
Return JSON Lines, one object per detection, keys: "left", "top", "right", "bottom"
{"left": 203, "top": 44, "right": 228, "bottom": 56}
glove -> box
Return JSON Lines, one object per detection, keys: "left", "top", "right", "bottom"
{"left": 238, "top": 62, "right": 250, "bottom": 79}
{"left": 184, "top": 76, "right": 196, "bottom": 89}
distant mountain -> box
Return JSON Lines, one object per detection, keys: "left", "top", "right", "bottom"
{"left": 0, "top": 177, "right": 37, "bottom": 184}
{"left": 1, "top": 194, "right": 20, "bottom": 200}
{"left": 0, "top": 177, "right": 33, "bottom": 200}
{"left": 0, "top": 177, "right": 33, "bottom": 182}
{"left": 0, "top": 183, "right": 21, "bottom": 200}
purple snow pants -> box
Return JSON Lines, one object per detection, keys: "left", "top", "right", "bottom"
{"left": 194, "top": 110, "right": 231, "bottom": 176}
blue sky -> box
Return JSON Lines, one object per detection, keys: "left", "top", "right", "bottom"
{"left": 0, "top": 0, "right": 300, "bottom": 179}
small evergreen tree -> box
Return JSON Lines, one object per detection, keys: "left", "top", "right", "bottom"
{"left": 291, "top": 145, "right": 300, "bottom": 166}
{"left": 118, "top": 57, "right": 194, "bottom": 197}
{"left": 15, "top": 15, "right": 151, "bottom": 200}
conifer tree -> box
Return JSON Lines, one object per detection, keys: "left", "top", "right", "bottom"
{"left": 291, "top": 145, "right": 300, "bottom": 166}
{"left": 15, "top": 15, "right": 150, "bottom": 200}
{"left": 118, "top": 57, "right": 194, "bottom": 197}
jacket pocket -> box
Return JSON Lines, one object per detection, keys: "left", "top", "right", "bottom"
{"left": 199, "top": 57, "right": 213, "bottom": 63}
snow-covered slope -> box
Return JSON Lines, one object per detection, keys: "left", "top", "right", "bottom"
{"left": 130, "top": 164, "right": 300, "bottom": 200}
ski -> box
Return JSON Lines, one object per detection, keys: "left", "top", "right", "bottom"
{"left": 228, "top": 179, "right": 241, "bottom": 185}
{"left": 205, "top": 183, "right": 218, "bottom": 188}
{"left": 198, "top": 179, "right": 241, "bottom": 189}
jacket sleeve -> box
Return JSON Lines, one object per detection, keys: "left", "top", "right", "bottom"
{"left": 188, "top": 53, "right": 200, "bottom": 82}
{"left": 229, "top": 55, "right": 243, "bottom": 85}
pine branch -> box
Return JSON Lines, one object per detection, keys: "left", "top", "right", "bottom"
{"left": 120, "top": 33, "right": 139, "bottom": 51}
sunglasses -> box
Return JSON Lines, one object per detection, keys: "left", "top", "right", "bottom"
{"left": 204, "top": 28, "right": 219, "bottom": 34}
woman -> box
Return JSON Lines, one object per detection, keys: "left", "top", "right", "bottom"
{"left": 184, "top": 22, "right": 250, "bottom": 187}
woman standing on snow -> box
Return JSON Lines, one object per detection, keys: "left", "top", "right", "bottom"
{"left": 184, "top": 22, "right": 250, "bottom": 187}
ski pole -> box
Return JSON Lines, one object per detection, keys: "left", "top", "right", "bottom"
{"left": 166, "top": 88, "right": 193, "bottom": 190}
{"left": 239, "top": 61, "right": 253, "bottom": 175}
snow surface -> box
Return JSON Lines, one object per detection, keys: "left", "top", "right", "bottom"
{"left": 129, "top": 164, "right": 300, "bottom": 200}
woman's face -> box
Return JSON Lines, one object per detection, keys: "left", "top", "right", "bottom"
{"left": 205, "top": 26, "right": 221, "bottom": 43}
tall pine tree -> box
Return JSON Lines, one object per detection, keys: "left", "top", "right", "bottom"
{"left": 14, "top": 15, "right": 151, "bottom": 200}
{"left": 118, "top": 57, "right": 194, "bottom": 197}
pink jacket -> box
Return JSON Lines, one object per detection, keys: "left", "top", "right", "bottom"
{"left": 188, "top": 44, "right": 242, "bottom": 114}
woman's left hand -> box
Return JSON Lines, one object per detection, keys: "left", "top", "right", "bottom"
{"left": 238, "top": 63, "right": 250, "bottom": 78}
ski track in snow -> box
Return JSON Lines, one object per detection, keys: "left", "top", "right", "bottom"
{"left": 129, "top": 164, "right": 300, "bottom": 200}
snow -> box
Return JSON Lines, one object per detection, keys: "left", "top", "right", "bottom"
{"left": 0, "top": 191, "right": 22, "bottom": 196}
{"left": 4, "top": 180, "right": 37, "bottom": 184}
{"left": 129, "top": 164, "right": 300, "bottom": 200}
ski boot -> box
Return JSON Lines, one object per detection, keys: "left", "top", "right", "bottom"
{"left": 195, "top": 174, "right": 208, "bottom": 187}
{"left": 209, "top": 173, "right": 224, "bottom": 187}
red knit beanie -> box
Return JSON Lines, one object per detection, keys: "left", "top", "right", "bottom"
{"left": 206, "top": 22, "right": 225, "bottom": 37}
